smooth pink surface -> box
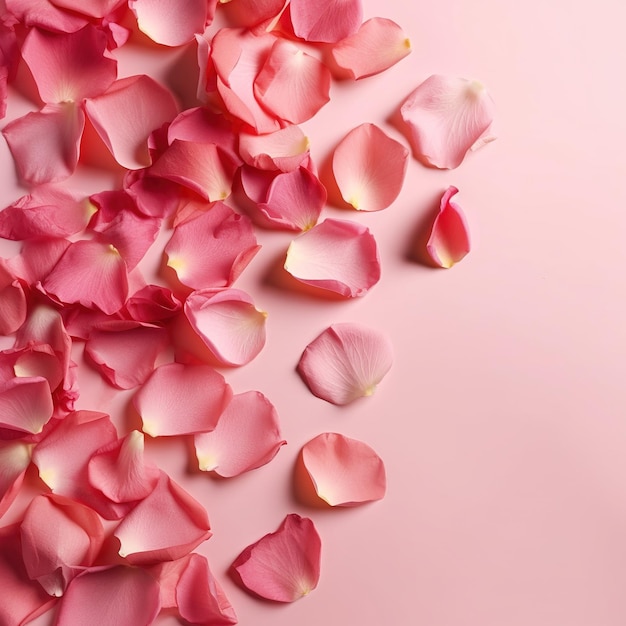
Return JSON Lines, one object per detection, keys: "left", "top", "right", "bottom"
{"left": 2, "top": 1, "right": 626, "bottom": 625}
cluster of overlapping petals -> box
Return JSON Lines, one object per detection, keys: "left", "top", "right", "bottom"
{"left": 0, "top": 0, "right": 495, "bottom": 623}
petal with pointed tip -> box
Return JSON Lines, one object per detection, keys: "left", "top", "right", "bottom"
{"left": 289, "top": 0, "right": 362, "bottom": 43}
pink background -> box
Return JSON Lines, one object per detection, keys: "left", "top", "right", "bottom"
{"left": 3, "top": 0, "right": 626, "bottom": 624}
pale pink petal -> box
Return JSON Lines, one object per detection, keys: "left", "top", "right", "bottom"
{"left": 114, "top": 471, "right": 211, "bottom": 564}
{"left": 129, "top": 0, "right": 214, "bottom": 46}
{"left": 239, "top": 125, "right": 310, "bottom": 172}
{"left": 297, "top": 322, "right": 393, "bottom": 405}
{"left": 2, "top": 102, "right": 85, "bottom": 184}
{"left": 301, "top": 432, "right": 386, "bottom": 505}
{"left": 194, "top": 390, "right": 284, "bottom": 477}
{"left": 56, "top": 566, "right": 161, "bottom": 626}
{"left": 426, "top": 185, "right": 471, "bottom": 268}
{"left": 85, "top": 326, "right": 168, "bottom": 389}
{"left": 133, "top": 362, "right": 232, "bottom": 437}
{"left": 0, "top": 259, "right": 27, "bottom": 335}
{"left": 400, "top": 74, "right": 496, "bottom": 169}
{"left": 164, "top": 201, "right": 259, "bottom": 289}
{"left": 85, "top": 74, "right": 179, "bottom": 170}
{"left": 284, "top": 218, "right": 380, "bottom": 297}
{"left": 88, "top": 430, "right": 160, "bottom": 503}
{"left": 232, "top": 513, "right": 321, "bottom": 602}
{"left": 289, "top": 0, "right": 362, "bottom": 43}
{"left": 123, "top": 284, "right": 182, "bottom": 323}
{"left": 0, "top": 441, "right": 31, "bottom": 517}
{"left": 332, "top": 123, "right": 408, "bottom": 211}
{"left": 0, "top": 377, "right": 53, "bottom": 437}
{"left": 184, "top": 288, "right": 267, "bottom": 367}
{"left": 43, "top": 240, "right": 129, "bottom": 315}
{"left": 254, "top": 39, "right": 331, "bottom": 124}
{"left": 21, "top": 25, "right": 116, "bottom": 103}
{"left": 331, "top": 17, "right": 411, "bottom": 79}
{"left": 20, "top": 493, "right": 104, "bottom": 597}
{"left": 5, "top": 0, "right": 88, "bottom": 32}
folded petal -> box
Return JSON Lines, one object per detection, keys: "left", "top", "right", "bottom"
{"left": 0, "top": 259, "right": 27, "bottom": 335}
{"left": 0, "top": 441, "right": 31, "bottom": 517}
{"left": 85, "top": 74, "right": 179, "bottom": 170}
{"left": 218, "top": 0, "right": 287, "bottom": 29}
{"left": 284, "top": 218, "right": 380, "bottom": 297}
{"left": 114, "top": 471, "right": 211, "bottom": 564}
{"left": 426, "top": 186, "right": 471, "bottom": 268}
{"left": 7, "top": 238, "right": 70, "bottom": 286}
{"left": 331, "top": 17, "right": 411, "bottom": 79}
{"left": 49, "top": 0, "right": 127, "bottom": 19}
{"left": 332, "top": 122, "right": 408, "bottom": 211}
{"left": 123, "top": 284, "right": 182, "bottom": 323}
{"left": 297, "top": 322, "right": 393, "bottom": 405}
{"left": 289, "top": 0, "right": 362, "bottom": 43}
{"left": 2, "top": 102, "right": 85, "bottom": 184}
{"left": 301, "top": 432, "right": 386, "bottom": 505}
{"left": 254, "top": 39, "right": 331, "bottom": 124}
{"left": 232, "top": 513, "right": 321, "bottom": 602}
{"left": 164, "top": 201, "right": 259, "bottom": 290}
{"left": 400, "top": 74, "right": 496, "bottom": 169}
{"left": 6, "top": 0, "right": 89, "bottom": 33}
{"left": 194, "top": 390, "right": 285, "bottom": 477}
{"left": 133, "top": 362, "right": 232, "bottom": 437}
{"left": 0, "top": 377, "right": 53, "bottom": 437}
{"left": 239, "top": 125, "right": 310, "bottom": 172}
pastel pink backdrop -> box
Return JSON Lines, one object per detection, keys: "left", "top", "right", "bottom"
{"left": 2, "top": 0, "right": 626, "bottom": 625}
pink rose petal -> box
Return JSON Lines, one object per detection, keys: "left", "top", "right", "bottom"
{"left": 297, "top": 322, "right": 393, "bottom": 405}
{"left": 239, "top": 125, "right": 310, "bottom": 172}
{"left": 0, "top": 441, "right": 31, "bottom": 517}
{"left": 426, "top": 185, "right": 471, "bottom": 268}
{"left": 123, "top": 284, "right": 182, "bottom": 323}
{"left": 332, "top": 122, "right": 409, "bottom": 211}
{"left": 400, "top": 74, "right": 496, "bottom": 169}
{"left": 0, "top": 377, "right": 53, "bottom": 437}
{"left": 301, "top": 432, "right": 386, "bottom": 505}
{"left": 6, "top": 0, "right": 88, "bottom": 33}
{"left": 289, "top": 0, "right": 362, "bottom": 43}
{"left": 133, "top": 362, "right": 232, "bottom": 437}
{"left": 0, "top": 259, "right": 27, "bottom": 335}
{"left": 218, "top": 0, "right": 287, "bottom": 29}
{"left": 49, "top": 0, "right": 127, "bottom": 19}
{"left": 194, "top": 390, "right": 285, "bottom": 477}
{"left": 284, "top": 218, "right": 380, "bottom": 297}
{"left": 7, "top": 238, "right": 70, "bottom": 286}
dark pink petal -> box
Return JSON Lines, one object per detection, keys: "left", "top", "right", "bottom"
{"left": 254, "top": 39, "right": 331, "bottom": 124}
{"left": 184, "top": 288, "right": 267, "bottom": 367}
{"left": 301, "top": 432, "right": 386, "bottom": 506}
{"left": 331, "top": 17, "right": 411, "bottom": 79}
{"left": 20, "top": 493, "right": 104, "bottom": 596}
{"left": 114, "top": 471, "right": 211, "bottom": 564}
{"left": 55, "top": 566, "right": 160, "bottom": 626}
{"left": 426, "top": 186, "right": 471, "bottom": 268}
{"left": 0, "top": 259, "right": 27, "bottom": 335}
{"left": 43, "top": 240, "right": 129, "bottom": 315}
{"left": 88, "top": 430, "right": 160, "bottom": 503}
{"left": 239, "top": 125, "right": 310, "bottom": 172}
{"left": 400, "top": 74, "right": 496, "bottom": 169}
{"left": 284, "top": 218, "right": 380, "bottom": 297}
{"left": 194, "top": 390, "right": 285, "bottom": 477}
{"left": 21, "top": 25, "right": 116, "bottom": 103}
{"left": 49, "top": 0, "right": 127, "bottom": 19}
{"left": 133, "top": 362, "right": 232, "bottom": 437}
{"left": 7, "top": 238, "right": 70, "bottom": 285}
{"left": 123, "top": 284, "right": 182, "bottom": 323}
{"left": 85, "top": 74, "right": 178, "bottom": 170}
{"left": 232, "top": 513, "right": 321, "bottom": 602}
{"left": 289, "top": 0, "right": 362, "bottom": 43}
{"left": 85, "top": 326, "right": 168, "bottom": 389}
{"left": 0, "top": 377, "right": 53, "bottom": 437}
{"left": 332, "top": 122, "right": 408, "bottom": 211}
{"left": 219, "top": 0, "right": 286, "bottom": 29}
{"left": 2, "top": 102, "right": 85, "bottom": 184}
{"left": 0, "top": 440, "right": 31, "bottom": 517}
{"left": 124, "top": 170, "right": 181, "bottom": 218}
{"left": 164, "top": 201, "right": 259, "bottom": 290}
{"left": 5, "top": 0, "right": 88, "bottom": 32}
{"left": 297, "top": 322, "right": 393, "bottom": 405}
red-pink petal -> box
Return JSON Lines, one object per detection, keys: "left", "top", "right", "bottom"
{"left": 332, "top": 122, "right": 408, "bottom": 211}
{"left": 426, "top": 186, "right": 471, "bottom": 268}
{"left": 123, "top": 284, "right": 182, "bottom": 323}
{"left": 289, "top": 0, "right": 362, "bottom": 43}
{"left": 301, "top": 432, "right": 386, "bottom": 505}
{"left": 239, "top": 125, "right": 310, "bottom": 172}
{"left": 7, "top": 238, "right": 70, "bottom": 286}
{"left": 164, "top": 201, "right": 259, "bottom": 290}
{"left": 297, "top": 322, "right": 393, "bottom": 405}
{"left": 133, "top": 362, "right": 232, "bottom": 437}
{"left": 284, "top": 218, "right": 380, "bottom": 297}
{"left": 6, "top": 0, "right": 88, "bottom": 33}
{"left": 0, "top": 259, "right": 27, "bottom": 335}
{"left": 0, "top": 441, "right": 31, "bottom": 517}
{"left": 194, "top": 390, "right": 285, "bottom": 477}
{"left": 254, "top": 39, "right": 331, "bottom": 124}
{"left": 49, "top": 0, "right": 127, "bottom": 19}
{"left": 232, "top": 513, "right": 321, "bottom": 602}
{"left": 114, "top": 471, "right": 211, "bottom": 564}
{"left": 219, "top": 0, "right": 286, "bottom": 29}
{"left": 400, "top": 74, "right": 496, "bottom": 169}
{"left": 85, "top": 75, "right": 178, "bottom": 170}
{"left": 331, "top": 17, "right": 411, "bottom": 79}
{"left": 0, "top": 377, "right": 53, "bottom": 437}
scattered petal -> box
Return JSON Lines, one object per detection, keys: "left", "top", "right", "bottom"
{"left": 5, "top": 0, "right": 88, "bottom": 33}
{"left": 289, "top": 0, "right": 362, "bottom": 43}
{"left": 123, "top": 284, "right": 182, "bottom": 323}
{"left": 0, "top": 441, "right": 31, "bottom": 517}
{"left": 239, "top": 125, "right": 310, "bottom": 172}
{"left": 218, "top": 0, "right": 287, "bottom": 29}
{"left": 0, "top": 259, "right": 27, "bottom": 335}
{"left": 0, "top": 377, "right": 53, "bottom": 437}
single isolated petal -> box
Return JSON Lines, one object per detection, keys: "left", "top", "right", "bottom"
{"left": 289, "top": 0, "right": 362, "bottom": 43}
{"left": 232, "top": 513, "right": 321, "bottom": 602}
{"left": 133, "top": 362, "right": 232, "bottom": 437}
{"left": 331, "top": 17, "right": 411, "bottom": 79}
{"left": 184, "top": 288, "right": 267, "bottom": 367}
{"left": 332, "top": 123, "right": 408, "bottom": 211}
{"left": 301, "top": 432, "right": 386, "bottom": 506}
{"left": 400, "top": 74, "right": 496, "bottom": 169}
{"left": 426, "top": 186, "right": 471, "bottom": 268}
{"left": 195, "top": 390, "right": 285, "bottom": 477}
{"left": 239, "top": 125, "right": 310, "bottom": 172}
{"left": 284, "top": 218, "right": 380, "bottom": 297}
{"left": 297, "top": 322, "right": 393, "bottom": 405}
{"left": 0, "top": 259, "right": 27, "bottom": 335}
{"left": 0, "top": 377, "right": 53, "bottom": 437}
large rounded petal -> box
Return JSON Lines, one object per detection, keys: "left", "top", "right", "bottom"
{"left": 289, "top": 0, "right": 362, "bottom": 43}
